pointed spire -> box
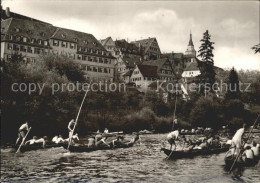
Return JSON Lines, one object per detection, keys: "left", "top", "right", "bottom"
{"left": 188, "top": 32, "right": 194, "bottom": 46}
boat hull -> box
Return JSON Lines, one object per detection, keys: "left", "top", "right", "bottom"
{"left": 14, "top": 143, "right": 65, "bottom": 152}
{"left": 64, "top": 143, "right": 134, "bottom": 152}
{"left": 161, "top": 147, "right": 229, "bottom": 159}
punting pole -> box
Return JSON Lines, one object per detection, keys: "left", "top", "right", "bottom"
{"left": 228, "top": 114, "right": 260, "bottom": 173}
{"left": 67, "top": 82, "right": 91, "bottom": 149}
{"left": 16, "top": 127, "right": 31, "bottom": 153}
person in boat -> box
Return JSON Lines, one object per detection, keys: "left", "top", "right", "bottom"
{"left": 194, "top": 139, "right": 208, "bottom": 150}
{"left": 35, "top": 136, "right": 48, "bottom": 148}
{"left": 104, "top": 128, "right": 109, "bottom": 134}
{"left": 15, "top": 121, "right": 30, "bottom": 145}
{"left": 242, "top": 146, "right": 254, "bottom": 164}
{"left": 231, "top": 123, "right": 246, "bottom": 156}
{"left": 25, "top": 136, "right": 37, "bottom": 145}
{"left": 127, "top": 134, "right": 141, "bottom": 145}
{"left": 96, "top": 136, "right": 110, "bottom": 147}
{"left": 243, "top": 140, "right": 252, "bottom": 149}
{"left": 87, "top": 137, "right": 95, "bottom": 148}
{"left": 68, "top": 119, "right": 76, "bottom": 138}
{"left": 52, "top": 136, "right": 58, "bottom": 143}
{"left": 167, "top": 128, "right": 180, "bottom": 150}
{"left": 111, "top": 135, "right": 125, "bottom": 147}
{"left": 55, "top": 135, "right": 65, "bottom": 144}
{"left": 65, "top": 133, "right": 79, "bottom": 144}
{"left": 182, "top": 142, "right": 194, "bottom": 152}
{"left": 251, "top": 141, "right": 259, "bottom": 157}
{"left": 225, "top": 146, "right": 236, "bottom": 159}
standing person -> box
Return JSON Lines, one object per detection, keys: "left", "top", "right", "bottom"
{"left": 104, "top": 128, "right": 109, "bottom": 134}
{"left": 231, "top": 123, "right": 246, "bottom": 156}
{"left": 166, "top": 128, "right": 180, "bottom": 150}
{"left": 68, "top": 119, "right": 75, "bottom": 139}
{"left": 15, "top": 121, "right": 30, "bottom": 145}
{"left": 172, "top": 118, "right": 178, "bottom": 131}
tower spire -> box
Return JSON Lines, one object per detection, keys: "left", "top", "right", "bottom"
{"left": 188, "top": 31, "right": 194, "bottom": 46}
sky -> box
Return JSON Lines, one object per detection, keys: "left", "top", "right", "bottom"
{"left": 2, "top": 0, "right": 260, "bottom": 70}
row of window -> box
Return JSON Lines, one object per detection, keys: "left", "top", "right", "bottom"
{"left": 133, "top": 71, "right": 140, "bottom": 75}
{"left": 80, "top": 65, "right": 111, "bottom": 74}
{"left": 161, "top": 70, "right": 173, "bottom": 74}
{"left": 77, "top": 54, "right": 112, "bottom": 64}
{"left": 131, "top": 77, "right": 156, "bottom": 82}
{"left": 6, "top": 54, "right": 36, "bottom": 63}
{"left": 7, "top": 43, "right": 43, "bottom": 54}
{"left": 6, "top": 34, "right": 48, "bottom": 46}
{"left": 150, "top": 46, "right": 159, "bottom": 52}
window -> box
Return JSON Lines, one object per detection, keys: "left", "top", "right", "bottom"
{"left": 99, "top": 58, "right": 103, "bottom": 63}
{"left": 23, "top": 37, "right": 27, "bottom": 42}
{"left": 83, "top": 40, "right": 88, "bottom": 44}
{"left": 104, "top": 68, "right": 108, "bottom": 73}
{"left": 35, "top": 48, "right": 41, "bottom": 54}
{"left": 7, "top": 43, "right": 13, "bottom": 50}
{"left": 93, "top": 57, "right": 97, "bottom": 62}
{"left": 44, "top": 41, "right": 48, "bottom": 46}
{"left": 13, "top": 44, "right": 19, "bottom": 51}
{"left": 61, "top": 34, "right": 66, "bottom": 38}
{"left": 87, "top": 66, "right": 92, "bottom": 71}
{"left": 78, "top": 47, "right": 82, "bottom": 51}
{"left": 74, "top": 38, "right": 78, "bottom": 42}
{"left": 9, "top": 35, "right": 13, "bottom": 40}
{"left": 77, "top": 55, "right": 82, "bottom": 60}
{"left": 88, "top": 57, "right": 93, "bottom": 61}
{"left": 38, "top": 39, "right": 42, "bottom": 44}
{"left": 70, "top": 43, "right": 75, "bottom": 49}
{"left": 82, "top": 56, "right": 87, "bottom": 61}
{"left": 61, "top": 41, "right": 67, "bottom": 48}
{"left": 16, "top": 36, "right": 21, "bottom": 41}
{"left": 98, "top": 68, "right": 102, "bottom": 72}
{"left": 31, "top": 38, "right": 35, "bottom": 44}
{"left": 53, "top": 40, "right": 59, "bottom": 46}
{"left": 27, "top": 47, "right": 32, "bottom": 53}
{"left": 93, "top": 67, "right": 98, "bottom": 72}
{"left": 40, "top": 32, "right": 45, "bottom": 37}
{"left": 104, "top": 59, "right": 108, "bottom": 64}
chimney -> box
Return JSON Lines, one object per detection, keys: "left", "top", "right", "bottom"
{"left": 6, "top": 7, "right": 10, "bottom": 18}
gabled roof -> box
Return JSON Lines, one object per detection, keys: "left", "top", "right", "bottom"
{"left": 136, "top": 64, "right": 158, "bottom": 78}
{"left": 143, "top": 58, "right": 169, "bottom": 71}
{"left": 1, "top": 18, "right": 56, "bottom": 40}
{"left": 131, "top": 37, "right": 160, "bottom": 54}
{"left": 115, "top": 39, "right": 140, "bottom": 54}
{"left": 122, "top": 55, "right": 141, "bottom": 68}
{"left": 50, "top": 27, "right": 106, "bottom": 51}
{"left": 1, "top": 8, "right": 49, "bottom": 24}
{"left": 100, "top": 37, "right": 114, "bottom": 46}
{"left": 123, "top": 70, "right": 133, "bottom": 77}
{"left": 184, "top": 58, "right": 224, "bottom": 72}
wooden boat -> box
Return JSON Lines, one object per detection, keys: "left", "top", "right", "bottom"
{"left": 14, "top": 143, "right": 65, "bottom": 152}
{"left": 63, "top": 142, "right": 134, "bottom": 152}
{"left": 161, "top": 147, "right": 229, "bottom": 159}
{"left": 225, "top": 156, "right": 260, "bottom": 169}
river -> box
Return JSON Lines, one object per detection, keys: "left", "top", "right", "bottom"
{"left": 1, "top": 134, "right": 260, "bottom": 183}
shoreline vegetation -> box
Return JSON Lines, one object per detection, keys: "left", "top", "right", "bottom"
{"left": 1, "top": 53, "right": 260, "bottom": 144}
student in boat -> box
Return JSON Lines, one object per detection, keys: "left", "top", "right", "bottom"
{"left": 104, "top": 128, "right": 109, "bottom": 134}
{"left": 55, "top": 135, "right": 65, "bottom": 144}
{"left": 231, "top": 123, "right": 246, "bottom": 156}
{"left": 95, "top": 133, "right": 103, "bottom": 145}
{"left": 127, "top": 134, "right": 141, "bottom": 145}
{"left": 68, "top": 119, "right": 75, "bottom": 138}
{"left": 87, "top": 137, "right": 95, "bottom": 148}
{"left": 96, "top": 137, "right": 110, "bottom": 147}
{"left": 243, "top": 140, "right": 252, "bottom": 149}
{"left": 52, "top": 136, "right": 58, "bottom": 143}
{"left": 167, "top": 128, "right": 180, "bottom": 150}
{"left": 242, "top": 146, "right": 254, "bottom": 164}
{"left": 65, "top": 133, "right": 79, "bottom": 144}
{"left": 35, "top": 136, "right": 48, "bottom": 148}
{"left": 16, "top": 121, "right": 30, "bottom": 145}
{"left": 112, "top": 136, "right": 125, "bottom": 147}
{"left": 251, "top": 142, "right": 260, "bottom": 157}
{"left": 25, "top": 136, "right": 37, "bottom": 145}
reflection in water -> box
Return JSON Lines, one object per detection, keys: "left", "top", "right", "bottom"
{"left": 1, "top": 134, "right": 259, "bottom": 183}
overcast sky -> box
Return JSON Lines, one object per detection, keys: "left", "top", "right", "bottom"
{"left": 2, "top": 0, "right": 259, "bottom": 70}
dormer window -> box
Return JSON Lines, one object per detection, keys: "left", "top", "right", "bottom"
{"left": 40, "top": 32, "right": 45, "bottom": 37}
{"left": 92, "top": 42, "right": 96, "bottom": 45}
{"left": 83, "top": 40, "right": 88, "bottom": 44}
{"left": 23, "top": 37, "right": 27, "bottom": 42}
{"left": 78, "top": 47, "right": 82, "bottom": 51}
{"left": 70, "top": 43, "right": 75, "bottom": 49}
{"left": 31, "top": 38, "right": 35, "bottom": 43}
{"left": 74, "top": 38, "right": 78, "bottom": 42}
{"left": 61, "top": 34, "right": 66, "bottom": 38}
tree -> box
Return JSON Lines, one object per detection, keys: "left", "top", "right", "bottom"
{"left": 198, "top": 30, "right": 216, "bottom": 93}
{"left": 252, "top": 43, "right": 260, "bottom": 54}
{"left": 226, "top": 67, "right": 240, "bottom": 99}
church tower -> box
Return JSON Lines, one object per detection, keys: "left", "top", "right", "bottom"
{"left": 185, "top": 32, "right": 196, "bottom": 57}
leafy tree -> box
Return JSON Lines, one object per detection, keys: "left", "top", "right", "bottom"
{"left": 226, "top": 67, "right": 240, "bottom": 99}
{"left": 252, "top": 43, "right": 260, "bottom": 54}
{"left": 197, "top": 30, "right": 216, "bottom": 93}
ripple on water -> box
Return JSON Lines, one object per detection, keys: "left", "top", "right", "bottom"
{"left": 1, "top": 134, "right": 260, "bottom": 183}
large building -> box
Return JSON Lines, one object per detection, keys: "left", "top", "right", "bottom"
{"left": 100, "top": 37, "right": 142, "bottom": 81}
{"left": 1, "top": 17, "right": 115, "bottom": 81}
{"left": 131, "top": 37, "right": 161, "bottom": 60}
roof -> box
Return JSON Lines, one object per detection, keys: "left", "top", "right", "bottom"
{"left": 1, "top": 18, "right": 56, "bottom": 41}
{"left": 162, "top": 53, "right": 184, "bottom": 59}
{"left": 143, "top": 58, "right": 169, "bottom": 71}
{"left": 122, "top": 55, "right": 141, "bottom": 68}
{"left": 115, "top": 39, "right": 140, "bottom": 55}
{"left": 131, "top": 37, "right": 161, "bottom": 54}
{"left": 137, "top": 64, "right": 158, "bottom": 78}
{"left": 123, "top": 70, "right": 133, "bottom": 76}
{"left": 1, "top": 8, "right": 49, "bottom": 24}
{"left": 184, "top": 58, "right": 224, "bottom": 72}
